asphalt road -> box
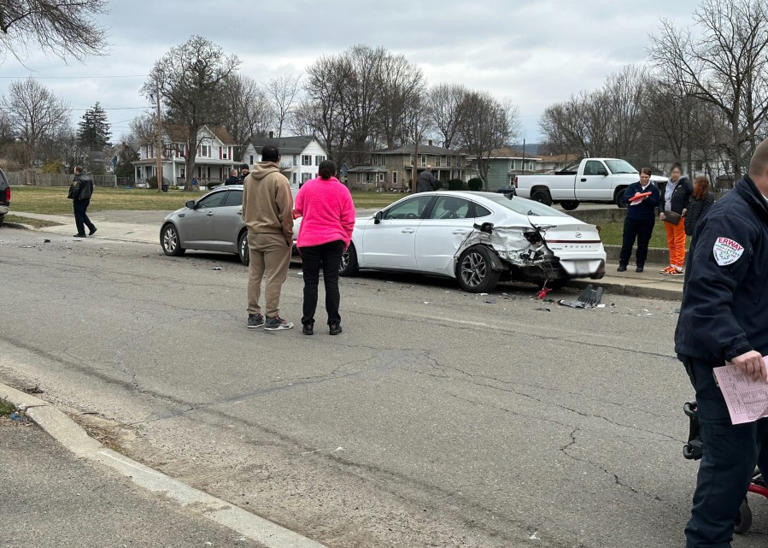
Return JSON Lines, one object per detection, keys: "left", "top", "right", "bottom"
{"left": 1, "top": 227, "right": 765, "bottom": 547}
{"left": 0, "top": 418, "right": 261, "bottom": 547}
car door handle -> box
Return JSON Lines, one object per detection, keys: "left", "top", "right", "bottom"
{"left": 206, "top": 211, "right": 214, "bottom": 216}
{"left": 580, "top": 178, "right": 587, "bottom": 182}
{"left": 401, "top": 228, "right": 415, "bottom": 234}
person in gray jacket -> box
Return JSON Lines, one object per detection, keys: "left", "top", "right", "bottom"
{"left": 68, "top": 166, "right": 96, "bottom": 238}
{"left": 416, "top": 166, "right": 437, "bottom": 193}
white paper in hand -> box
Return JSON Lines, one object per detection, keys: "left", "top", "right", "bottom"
{"left": 713, "top": 358, "right": 768, "bottom": 425}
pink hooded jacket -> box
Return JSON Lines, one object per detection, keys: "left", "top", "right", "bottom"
{"left": 293, "top": 176, "right": 356, "bottom": 248}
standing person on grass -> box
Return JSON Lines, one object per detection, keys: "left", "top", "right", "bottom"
{"left": 660, "top": 162, "right": 692, "bottom": 275}
{"left": 618, "top": 167, "right": 660, "bottom": 273}
{"left": 67, "top": 166, "right": 96, "bottom": 238}
{"left": 293, "top": 160, "right": 355, "bottom": 336}
{"left": 242, "top": 145, "right": 295, "bottom": 331}
{"left": 684, "top": 176, "right": 715, "bottom": 243}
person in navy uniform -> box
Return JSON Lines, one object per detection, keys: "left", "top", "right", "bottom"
{"left": 618, "top": 167, "right": 660, "bottom": 272}
{"left": 676, "top": 139, "right": 768, "bottom": 547}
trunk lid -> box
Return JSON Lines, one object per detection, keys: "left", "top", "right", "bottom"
{"left": 528, "top": 216, "right": 603, "bottom": 253}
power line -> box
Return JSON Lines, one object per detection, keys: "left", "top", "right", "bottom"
{"left": 0, "top": 74, "right": 147, "bottom": 79}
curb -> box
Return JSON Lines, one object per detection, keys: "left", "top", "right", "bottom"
{"left": 568, "top": 278, "right": 682, "bottom": 301}
{"left": 0, "top": 382, "right": 325, "bottom": 548}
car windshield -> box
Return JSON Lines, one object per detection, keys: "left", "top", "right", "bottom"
{"left": 483, "top": 194, "right": 567, "bottom": 217}
{"left": 604, "top": 159, "right": 638, "bottom": 175}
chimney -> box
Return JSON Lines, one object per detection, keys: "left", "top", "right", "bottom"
{"left": 269, "top": 130, "right": 274, "bottom": 139}
{"left": 428, "top": 139, "right": 433, "bottom": 146}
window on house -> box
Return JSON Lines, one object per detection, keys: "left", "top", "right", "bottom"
{"left": 200, "top": 145, "right": 210, "bottom": 157}
{"left": 301, "top": 172, "right": 312, "bottom": 183}
{"left": 293, "top": 155, "right": 298, "bottom": 166}
{"left": 302, "top": 155, "right": 312, "bottom": 166}
{"left": 377, "top": 173, "right": 385, "bottom": 182}
{"left": 447, "top": 156, "right": 452, "bottom": 167}
{"left": 314, "top": 155, "right": 325, "bottom": 166}
{"left": 420, "top": 155, "right": 426, "bottom": 167}
{"left": 392, "top": 171, "right": 398, "bottom": 184}
{"left": 249, "top": 155, "right": 254, "bottom": 165}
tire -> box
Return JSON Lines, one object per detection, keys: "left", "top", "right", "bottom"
{"left": 531, "top": 188, "right": 552, "bottom": 206}
{"left": 734, "top": 498, "right": 752, "bottom": 534}
{"left": 561, "top": 200, "right": 579, "bottom": 211}
{"left": 0, "top": 215, "right": 4, "bottom": 228}
{"left": 457, "top": 246, "right": 501, "bottom": 293}
{"left": 614, "top": 187, "right": 628, "bottom": 209}
{"left": 160, "top": 223, "right": 185, "bottom": 256}
{"left": 339, "top": 243, "right": 359, "bottom": 276}
{"left": 238, "top": 230, "right": 249, "bottom": 266}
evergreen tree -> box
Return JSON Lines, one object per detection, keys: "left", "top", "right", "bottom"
{"left": 77, "top": 102, "right": 111, "bottom": 150}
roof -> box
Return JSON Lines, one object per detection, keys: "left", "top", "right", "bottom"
{"left": 538, "top": 153, "right": 579, "bottom": 163}
{"left": 248, "top": 135, "right": 315, "bottom": 155}
{"left": 346, "top": 165, "right": 387, "bottom": 173}
{"left": 152, "top": 124, "right": 236, "bottom": 145}
{"left": 375, "top": 143, "right": 465, "bottom": 156}
{"left": 488, "top": 146, "right": 542, "bottom": 160}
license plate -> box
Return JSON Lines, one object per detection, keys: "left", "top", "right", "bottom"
{"left": 573, "top": 261, "right": 592, "bottom": 275}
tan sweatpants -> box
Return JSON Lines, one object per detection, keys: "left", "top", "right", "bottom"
{"left": 247, "top": 232, "right": 291, "bottom": 318}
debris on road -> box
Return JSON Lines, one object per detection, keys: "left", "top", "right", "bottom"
{"left": 535, "top": 307, "right": 551, "bottom": 312}
{"left": 557, "top": 285, "right": 605, "bottom": 309}
{"left": 484, "top": 297, "right": 497, "bottom": 304}
{"left": 537, "top": 287, "right": 552, "bottom": 300}
{"left": 211, "top": 266, "right": 222, "bottom": 271}
{"left": 24, "top": 385, "right": 44, "bottom": 394}
{"left": 44, "top": 239, "right": 51, "bottom": 243}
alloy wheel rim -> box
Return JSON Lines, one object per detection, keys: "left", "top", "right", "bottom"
{"left": 460, "top": 251, "right": 487, "bottom": 288}
{"left": 340, "top": 249, "right": 350, "bottom": 272}
{"left": 164, "top": 227, "right": 177, "bottom": 252}
{"left": 240, "top": 236, "right": 248, "bottom": 261}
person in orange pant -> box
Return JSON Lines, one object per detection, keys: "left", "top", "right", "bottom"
{"left": 660, "top": 163, "right": 692, "bottom": 275}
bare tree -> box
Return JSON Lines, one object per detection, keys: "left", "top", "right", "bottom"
{"left": 457, "top": 91, "right": 512, "bottom": 187}
{"left": 3, "top": 77, "right": 69, "bottom": 171}
{"left": 125, "top": 114, "right": 155, "bottom": 151}
{"left": 403, "top": 90, "right": 433, "bottom": 192}
{"left": 377, "top": 53, "right": 424, "bottom": 149}
{"left": 265, "top": 74, "right": 300, "bottom": 138}
{"left": 651, "top": 0, "right": 768, "bottom": 177}
{"left": 0, "top": 0, "right": 106, "bottom": 61}
{"left": 142, "top": 35, "right": 239, "bottom": 189}
{"left": 222, "top": 74, "right": 273, "bottom": 160}
{"left": 429, "top": 84, "right": 469, "bottom": 149}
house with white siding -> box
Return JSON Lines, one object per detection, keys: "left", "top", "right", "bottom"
{"left": 132, "top": 125, "right": 237, "bottom": 187}
{"left": 242, "top": 134, "right": 328, "bottom": 187}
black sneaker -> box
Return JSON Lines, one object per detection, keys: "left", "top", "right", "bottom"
{"left": 302, "top": 322, "right": 314, "bottom": 336}
{"left": 265, "top": 316, "right": 294, "bottom": 331}
{"left": 636, "top": 266, "right": 644, "bottom": 273}
{"left": 247, "top": 313, "right": 264, "bottom": 329}
{"left": 617, "top": 264, "right": 627, "bottom": 272}
{"left": 73, "top": 233, "right": 86, "bottom": 238}
{"left": 329, "top": 323, "right": 342, "bottom": 336}
{"left": 89, "top": 226, "right": 97, "bottom": 236}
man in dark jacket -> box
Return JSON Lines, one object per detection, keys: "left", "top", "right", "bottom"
{"left": 676, "top": 139, "right": 768, "bottom": 548}
{"left": 68, "top": 166, "right": 96, "bottom": 238}
{"left": 618, "top": 168, "right": 660, "bottom": 272}
{"left": 224, "top": 169, "right": 240, "bottom": 186}
{"left": 416, "top": 166, "right": 437, "bottom": 193}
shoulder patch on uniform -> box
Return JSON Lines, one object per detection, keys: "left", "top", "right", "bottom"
{"left": 713, "top": 237, "right": 744, "bottom": 266}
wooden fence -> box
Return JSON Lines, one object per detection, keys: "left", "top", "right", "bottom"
{"left": 6, "top": 170, "right": 118, "bottom": 187}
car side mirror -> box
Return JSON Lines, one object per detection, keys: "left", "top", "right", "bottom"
{"left": 185, "top": 200, "right": 196, "bottom": 209}
{"left": 374, "top": 211, "right": 383, "bottom": 224}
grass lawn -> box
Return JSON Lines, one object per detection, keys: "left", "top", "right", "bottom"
{"left": 598, "top": 220, "right": 690, "bottom": 249}
{"left": 10, "top": 186, "right": 207, "bottom": 215}
{"left": 4, "top": 214, "right": 63, "bottom": 228}
{"left": 11, "top": 186, "right": 402, "bottom": 215}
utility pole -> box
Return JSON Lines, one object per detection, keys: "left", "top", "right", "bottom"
{"left": 155, "top": 88, "right": 164, "bottom": 192}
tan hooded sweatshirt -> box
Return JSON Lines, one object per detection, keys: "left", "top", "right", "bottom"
{"left": 241, "top": 162, "right": 294, "bottom": 242}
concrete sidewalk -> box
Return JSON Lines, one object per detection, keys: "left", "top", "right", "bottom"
{"left": 9, "top": 211, "right": 160, "bottom": 245}
{"left": 0, "top": 417, "right": 261, "bottom": 547}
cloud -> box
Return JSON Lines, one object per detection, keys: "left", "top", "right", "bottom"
{"left": 0, "top": 0, "right": 702, "bottom": 141}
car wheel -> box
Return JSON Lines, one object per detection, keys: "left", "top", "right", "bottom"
{"left": 457, "top": 246, "right": 500, "bottom": 293}
{"left": 531, "top": 188, "right": 552, "bottom": 206}
{"left": 561, "top": 200, "right": 579, "bottom": 211}
{"left": 238, "top": 230, "right": 249, "bottom": 266}
{"left": 339, "top": 243, "right": 359, "bottom": 276}
{"left": 161, "top": 223, "right": 185, "bottom": 256}
{"left": 614, "top": 187, "right": 628, "bottom": 209}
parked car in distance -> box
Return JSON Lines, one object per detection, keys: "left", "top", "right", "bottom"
{"left": 513, "top": 158, "right": 667, "bottom": 210}
{"left": 338, "top": 191, "right": 606, "bottom": 293}
{"left": 0, "top": 168, "right": 10, "bottom": 226}
{"left": 159, "top": 184, "right": 298, "bottom": 265}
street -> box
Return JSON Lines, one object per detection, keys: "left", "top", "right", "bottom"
{"left": 1, "top": 227, "right": 765, "bottom": 547}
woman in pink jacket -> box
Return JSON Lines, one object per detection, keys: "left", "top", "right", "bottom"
{"left": 293, "top": 160, "right": 355, "bottom": 335}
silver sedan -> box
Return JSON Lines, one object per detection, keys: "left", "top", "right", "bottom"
{"left": 160, "top": 185, "right": 253, "bottom": 265}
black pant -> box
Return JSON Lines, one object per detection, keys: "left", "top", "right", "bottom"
{"left": 683, "top": 359, "right": 768, "bottom": 547}
{"left": 73, "top": 199, "right": 95, "bottom": 235}
{"left": 300, "top": 240, "right": 345, "bottom": 326}
{"left": 619, "top": 217, "right": 654, "bottom": 267}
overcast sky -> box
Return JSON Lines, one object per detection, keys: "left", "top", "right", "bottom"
{"left": 0, "top": 0, "right": 702, "bottom": 143}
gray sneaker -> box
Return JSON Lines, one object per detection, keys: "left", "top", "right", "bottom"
{"left": 247, "top": 314, "right": 264, "bottom": 329}
{"left": 264, "top": 316, "right": 293, "bottom": 331}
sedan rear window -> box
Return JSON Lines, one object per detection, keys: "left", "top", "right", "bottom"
{"left": 483, "top": 194, "right": 567, "bottom": 217}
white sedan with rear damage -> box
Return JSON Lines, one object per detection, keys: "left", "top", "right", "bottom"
{"left": 338, "top": 191, "right": 606, "bottom": 293}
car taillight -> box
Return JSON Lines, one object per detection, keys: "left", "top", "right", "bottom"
{"left": 513, "top": 176, "right": 518, "bottom": 188}
{"left": 4, "top": 187, "right": 9, "bottom": 203}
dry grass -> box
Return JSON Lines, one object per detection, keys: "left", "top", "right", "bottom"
{"left": 4, "top": 214, "right": 63, "bottom": 228}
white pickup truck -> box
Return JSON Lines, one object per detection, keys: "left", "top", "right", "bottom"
{"left": 513, "top": 158, "right": 667, "bottom": 210}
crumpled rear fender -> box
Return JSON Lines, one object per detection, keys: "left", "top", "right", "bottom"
{"left": 454, "top": 225, "right": 556, "bottom": 270}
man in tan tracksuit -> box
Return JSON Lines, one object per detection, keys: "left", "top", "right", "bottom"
{"left": 242, "top": 146, "right": 294, "bottom": 331}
